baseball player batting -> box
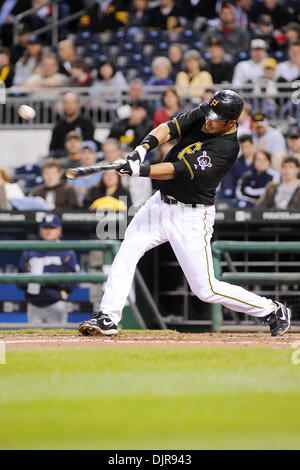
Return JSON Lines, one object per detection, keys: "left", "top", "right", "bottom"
{"left": 79, "top": 90, "right": 291, "bottom": 338}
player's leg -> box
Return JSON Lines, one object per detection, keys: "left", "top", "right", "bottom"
{"left": 169, "top": 205, "right": 291, "bottom": 336}
{"left": 79, "top": 192, "right": 168, "bottom": 335}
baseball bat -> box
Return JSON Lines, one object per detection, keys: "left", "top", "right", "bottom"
{"left": 66, "top": 162, "right": 124, "bottom": 180}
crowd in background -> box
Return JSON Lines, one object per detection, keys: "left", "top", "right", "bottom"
{"left": 1, "top": 0, "right": 300, "bottom": 212}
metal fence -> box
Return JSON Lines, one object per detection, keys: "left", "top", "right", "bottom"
{"left": 2, "top": 83, "right": 300, "bottom": 128}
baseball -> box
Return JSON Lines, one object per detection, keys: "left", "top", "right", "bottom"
{"left": 18, "top": 105, "right": 36, "bottom": 120}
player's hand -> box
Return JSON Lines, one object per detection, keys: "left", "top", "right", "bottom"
{"left": 115, "top": 159, "right": 141, "bottom": 177}
{"left": 126, "top": 145, "right": 146, "bottom": 163}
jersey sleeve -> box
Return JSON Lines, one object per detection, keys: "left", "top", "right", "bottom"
{"left": 167, "top": 105, "right": 205, "bottom": 140}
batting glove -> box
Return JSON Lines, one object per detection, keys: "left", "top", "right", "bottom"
{"left": 126, "top": 145, "right": 147, "bottom": 163}
{"left": 115, "top": 158, "right": 141, "bottom": 177}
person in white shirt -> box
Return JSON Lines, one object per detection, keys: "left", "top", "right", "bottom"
{"left": 0, "top": 167, "right": 24, "bottom": 209}
{"left": 252, "top": 111, "right": 286, "bottom": 167}
{"left": 276, "top": 41, "right": 300, "bottom": 82}
{"left": 232, "top": 38, "right": 267, "bottom": 86}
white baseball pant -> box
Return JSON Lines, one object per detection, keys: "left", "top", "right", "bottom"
{"left": 100, "top": 191, "right": 275, "bottom": 325}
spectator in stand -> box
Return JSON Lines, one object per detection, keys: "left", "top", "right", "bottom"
{"left": 0, "top": 168, "right": 24, "bottom": 210}
{"left": 237, "top": 102, "right": 253, "bottom": 137}
{"left": 79, "top": 0, "right": 129, "bottom": 32}
{"left": 109, "top": 100, "right": 153, "bottom": 151}
{"left": 49, "top": 92, "right": 94, "bottom": 155}
{"left": 69, "top": 58, "right": 93, "bottom": 87}
{"left": 60, "top": 130, "right": 83, "bottom": 170}
{"left": 232, "top": 38, "right": 267, "bottom": 87}
{"left": 102, "top": 138, "right": 122, "bottom": 164}
{"left": 284, "top": 23, "right": 300, "bottom": 46}
{"left": 13, "top": 35, "right": 44, "bottom": 86}
{"left": 84, "top": 169, "right": 132, "bottom": 211}
{"left": 127, "top": 78, "right": 153, "bottom": 117}
{"left": 10, "top": 23, "right": 31, "bottom": 66}
{"left": 206, "top": 37, "right": 234, "bottom": 84}
{"left": 0, "top": 0, "right": 31, "bottom": 46}
{"left": 22, "top": 54, "right": 68, "bottom": 89}
{"left": 252, "top": 111, "right": 286, "bottom": 165}
{"left": 0, "top": 47, "right": 13, "bottom": 87}
{"left": 148, "top": 0, "right": 184, "bottom": 31}
{"left": 58, "top": 39, "right": 76, "bottom": 77}
{"left": 250, "top": 14, "right": 280, "bottom": 53}
{"left": 234, "top": 0, "right": 253, "bottom": 28}
{"left": 153, "top": 87, "right": 181, "bottom": 128}
{"left": 32, "top": 158, "right": 79, "bottom": 210}
{"left": 201, "top": 3, "right": 249, "bottom": 59}
{"left": 235, "top": 149, "right": 280, "bottom": 208}
{"left": 256, "top": 156, "right": 300, "bottom": 209}
{"left": 146, "top": 57, "right": 173, "bottom": 87}
{"left": 276, "top": 42, "right": 300, "bottom": 82}
{"left": 129, "top": 0, "right": 150, "bottom": 27}
{"left": 176, "top": 49, "right": 213, "bottom": 104}
{"left": 250, "top": 0, "right": 293, "bottom": 31}
{"left": 218, "top": 134, "right": 256, "bottom": 200}
{"left": 68, "top": 140, "right": 102, "bottom": 205}
{"left": 247, "top": 57, "right": 283, "bottom": 116}
{"left": 18, "top": 214, "right": 79, "bottom": 325}
{"left": 89, "top": 59, "right": 128, "bottom": 113}
{"left": 272, "top": 125, "right": 300, "bottom": 171}
{"left": 168, "top": 44, "right": 183, "bottom": 82}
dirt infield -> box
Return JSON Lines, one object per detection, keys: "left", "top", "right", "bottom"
{"left": 1, "top": 331, "right": 299, "bottom": 350}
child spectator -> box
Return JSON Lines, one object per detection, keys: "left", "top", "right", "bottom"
{"left": 18, "top": 214, "right": 79, "bottom": 325}
{"left": 69, "top": 58, "right": 93, "bottom": 87}
{"left": 256, "top": 156, "right": 300, "bottom": 209}
{"left": 236, "top": 149, "right": 280, "bottom": 208}
{"left": 32, "top": 158, "right": 79, "bottom": 210}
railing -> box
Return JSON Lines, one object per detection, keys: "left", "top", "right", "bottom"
{"left": 211, "top": 241, "right": 300, "bottom": 331}
{"left": 2, "top": 82, "right": 300, "bottom": 128}
{"left": 0, "top": 240, "right": 167, "bottom": 330}
{"left": 12, "top": 0, "right": 85, "bottom": 47}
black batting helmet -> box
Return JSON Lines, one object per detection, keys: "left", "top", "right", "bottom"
{"left": 202, "top": 90, "right": 244, "bottom": 122}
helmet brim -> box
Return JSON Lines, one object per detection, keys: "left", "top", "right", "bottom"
{"left": 202, "top": 102, "right": 224, "bottom": 122}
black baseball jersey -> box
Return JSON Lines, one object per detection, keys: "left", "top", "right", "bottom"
{"left": 158, "top": 104, "right": 240, "bottom": 205}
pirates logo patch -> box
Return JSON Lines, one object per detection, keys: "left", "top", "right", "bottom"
{"left": 197, "top": 151, "right": 212, "bottom": 171}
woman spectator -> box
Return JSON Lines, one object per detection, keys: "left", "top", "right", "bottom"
{"left": 13, "top": 35, "right": 44, "bottom": 86}
{"left": 153, "top": 87, "right": 181, "bottom": 128}
{"left": 89, "top": 60, "right": 128, "bottom": 113}
{"left": 176, "top": 49, "right": 213, "bottom": 104}
{"left": 146, "top": 57, "right": 173, "bottom": 87}
{"left": 84, "top": 169, "right": 132, "bottom": 211}
{"left": 236, "top": 149, "right": 280, "bottom": 208}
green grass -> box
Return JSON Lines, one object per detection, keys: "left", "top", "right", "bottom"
{"left": 0, "top": 347, "right": 299, "bottom": 450}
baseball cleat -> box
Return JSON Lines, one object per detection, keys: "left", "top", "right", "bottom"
{"left": 79, "top": 312, "right": 118, "bottom": 336}
{"left": 259, "top": 301, "right": 291, "bottom": 337}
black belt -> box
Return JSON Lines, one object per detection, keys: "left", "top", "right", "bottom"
{"left": 161, "top": 193, "right": 207, "bottom": 208}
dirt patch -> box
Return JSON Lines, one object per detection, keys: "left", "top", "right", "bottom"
{"left": 1, "top": 331, "right": 299, "bottom": 350}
